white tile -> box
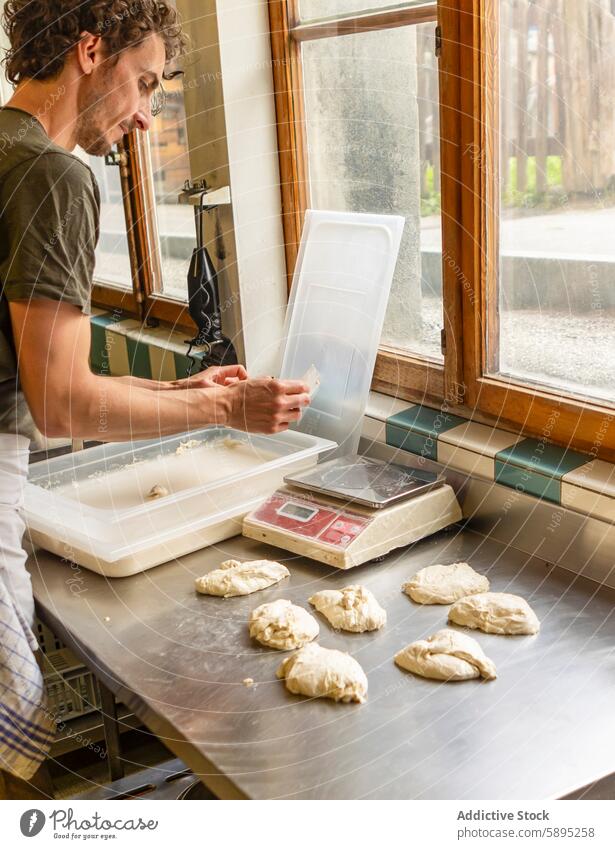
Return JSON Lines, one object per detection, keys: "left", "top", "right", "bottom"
{"left": 105, "top": 328, "right": 130, "bottom": 376}
{"left": 366, "top": 391, "right": 410, "bottom": 422}
{"left": 561, "top": 482, "right": 615, "bottom": 524}
{"left": 361, "top": 416, "right": 386, "bottom": 444}
{"left": 562, "top": 459, "right": 615, "bottom": 497}
{"left": 149, "top": 346, "right": 177, "bottom": 382}
{"left": 438, "top": 420, "right": 520, "bottom": 458}
{"left": 437, "top": 440, "right": 496, "bottom": 480}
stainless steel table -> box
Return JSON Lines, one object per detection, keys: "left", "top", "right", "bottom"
{"left": 28, "top": 526, "right": 615, "bottom": 799}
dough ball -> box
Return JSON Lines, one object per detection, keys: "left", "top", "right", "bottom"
{"left": 147, "top": 484, "right": 169, "bottom": 499}
{"left": 249, "top": 599, "right": 319, "bottom": 650}
{"left": 395, "top": 628, "right": 497, "bottom": 681}
{"left": 403, "top": 562, "right": 490, "bottom": 604}
{"left": 195, "top": 559, "right": 289, "bottom": 598}
{"left": 277, "top": 643, "right": 367, "bottom": 704}
{"left": 448, "top": 592, "right": 540, "bottom": 635}
{"left": 308, "top": 585, "right": 386, "bottom": 632}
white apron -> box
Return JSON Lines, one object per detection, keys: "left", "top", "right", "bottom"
{"left": 0, "top": 433, "right": 55, "bottom": 779}
{"left": 0, "top": 433, "right": 34, "bottom": 624}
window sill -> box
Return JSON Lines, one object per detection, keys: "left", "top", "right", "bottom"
{"left": 364, "top": 391, "right": 615, "bottom": 525}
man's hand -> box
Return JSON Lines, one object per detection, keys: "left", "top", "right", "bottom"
{"left": 168, "top": 365, "right": 248, "bottom": 390}
{"left": 225, "top": 377, "right": 311, "bottom": 434}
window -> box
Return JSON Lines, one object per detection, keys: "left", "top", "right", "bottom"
{"left": 269, "top": 0, "right": 615, "bottom": 459}
{"left": 301, "top": 20, "right": 443, "bottom": 360}
{"left": 92, "top": 3, "right": 196, "bottom": 330}
{"left": 491, "top": 0, "right": 615, "bottom": 405}
{"left": 269, "top": 0, "right": 447, "bottom": 403}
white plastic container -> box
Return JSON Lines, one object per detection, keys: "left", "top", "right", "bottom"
{"left": 25, "top": 427, "right": 335, "bottom": 577}
{"left": 278, "top": 209, "right": 405, "bottom": 456}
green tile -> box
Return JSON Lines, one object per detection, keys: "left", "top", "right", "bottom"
{"left": 386, "top": 422, "right": 438, "bottom": 461}
{"left": 90, "top": 313, "right": 125, "bottom": 373}
{"left": 495, "top": 462, "right": 562, "bottom": 503}
{"left": 496, "top": 437, "right": 589, "bottom": 478}
{"left": 126, "top": 337, "right": 152, "bottom": 379}
{"left": 388, "top": 404, "right": 467, "bottom": 438}
{"left": 386, "top": 405, "right": 467, "bottom": 460}
{"left": 173, "top": 352, "right": 192, "bottom": 379}
{"left": 495, "top": 437, "right": 589, "bottom": 504}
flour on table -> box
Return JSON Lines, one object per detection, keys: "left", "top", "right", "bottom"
{"left": 395, "top": 628, "right": 497, "bottom": 681}
{"left": 277, "top": 643, "right": 367, "bottom": 704}
{"left": 403, "top": 562, "right": 490, "bottom": 605}
{"left": 195, "top": 559, "right": 289, "bottom": 598}
{"left": 146, "top": 484, "right": 169, "bottom": 499}
{"left": 448, "top": 592, "right": 540, "bottom": 635}
{"left": 249, "top": 599, "right": 319, "bottom": 650}
{"left": 308, "top": 585, "right": 386, "bottom": 632}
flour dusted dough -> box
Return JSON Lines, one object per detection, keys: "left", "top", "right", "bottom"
{"left": 249, "top": 599, "right": 319, "bottom": 650}
{"left": 277, "top": 643, "right": 367, "bottom": 703}
{"left": 449, "top": 592, "right": 540, "bottom": 635}
{"left": 308, "top": 585, "right": 386, "bottom": 632}
{"left": 146, "top": 484, "right": 169, "bottom": 499}
{"left": 403, "top": 562, "right": 490, "bottom": 604}
{"left": 395, "top": 628, "right": 497, "bottom": 681}
{"left": 195, "top": 559, "right": 289, "bottom": 598}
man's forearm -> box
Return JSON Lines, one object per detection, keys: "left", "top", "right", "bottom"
{"left": 110, "top": 374, "right": 170, "bottom": 391}
{"left": 64, "top": 374, "right": 230, "bottom": 441}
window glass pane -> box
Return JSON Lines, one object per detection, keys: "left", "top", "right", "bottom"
{"left": 147, "top": 73, "right": 193, "bottom": 300}
{"left": 299, "top": 1, "right": 430, "bottom": 23}
{"left": 492, "top": 0, "right": 615, "bottom": 402}
{"left": 302, "top": 21, "right": 443, "bottom": 360}
{"left": 82, "top": 152, "right": 132, "bottom": 288}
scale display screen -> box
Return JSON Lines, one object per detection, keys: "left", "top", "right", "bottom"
{"left": 277, "top": 502, "right": 319, "bottom": 522}
{"left": 284, "top": 455, "right": 444, "bottom": 508}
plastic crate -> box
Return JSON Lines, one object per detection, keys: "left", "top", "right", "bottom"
{"left": 45, "top": 665, "right": 101, "bottom": 722}
{"left": 36, "top": 617, "right": 66, "bottom": 655}
{"left": 36, "top": 617, "right": 102, "bottom": 723}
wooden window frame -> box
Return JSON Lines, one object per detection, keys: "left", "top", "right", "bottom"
{"left": 92, "top": 131, "right": 194, "bottom": 334}
{"left": 268, "top": 0, "right": 464, "bottom": 407}
{"left": 268, "top": 0, "right": 615, "bottom": 461}
{"left": 458, "top": 0, "right": 615, "bottom": 460}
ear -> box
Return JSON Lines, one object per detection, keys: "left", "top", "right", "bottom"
{"left": 75, "top": 32, "right": 105, "bottom": 76}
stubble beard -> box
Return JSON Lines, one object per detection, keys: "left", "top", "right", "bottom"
{"left": 75, "top": 78, "right": 115, "bottom": 156}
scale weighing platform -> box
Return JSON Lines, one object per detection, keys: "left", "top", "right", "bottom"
{"left": 242, "top": 455, "right": 462, "bottom": 569}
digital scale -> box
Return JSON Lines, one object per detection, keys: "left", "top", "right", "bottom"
{"left": 242, "top": 455, "right": 462, "bottom": 569}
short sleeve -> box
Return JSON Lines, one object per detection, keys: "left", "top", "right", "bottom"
{"left": 0, "top": 152, "right": 100, "bottom": 315}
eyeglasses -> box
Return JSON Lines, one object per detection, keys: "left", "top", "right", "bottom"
{"left": 150, "top": 84, "right": 167, "bottom": 118}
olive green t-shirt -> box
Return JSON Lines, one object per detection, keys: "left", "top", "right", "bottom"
{"left": 0, "top": 106, "right": 100, "bottom": 444}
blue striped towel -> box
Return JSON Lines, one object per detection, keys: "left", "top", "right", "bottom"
{"left": 0, "top": 585, "right": 55, "bottom": 780}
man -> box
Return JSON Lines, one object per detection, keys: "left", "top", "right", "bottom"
{"left": 0, "top": 0, "right": 310, "bottom": 796}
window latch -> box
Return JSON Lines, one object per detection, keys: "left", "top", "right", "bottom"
{"left": 104, "top": 150, "right": 124, "bottom": 167}
{"left": 440, "top": 328, "right": 446, "bottom": 356}
{"left": 435, "top": 25, "right": 443, "bottom": 58}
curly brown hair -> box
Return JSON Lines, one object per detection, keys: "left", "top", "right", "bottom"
{"left": 2, "top": 0, "right": 187, "bottom": 84}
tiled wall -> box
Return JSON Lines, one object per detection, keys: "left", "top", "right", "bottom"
{"left": 91, "top": 310, "right": 615, "bottom": 527}
{"left": 90, "top": 310, "right": 204, "bottom": 380}
{"left": 363, "top": 396, "right": 615, "bottom": 526}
